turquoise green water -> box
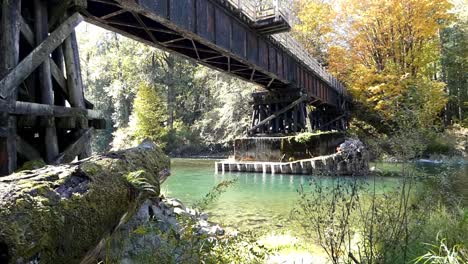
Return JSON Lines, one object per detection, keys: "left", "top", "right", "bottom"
{"left": 161, "top": 159, "right": 417, "bottom": 232}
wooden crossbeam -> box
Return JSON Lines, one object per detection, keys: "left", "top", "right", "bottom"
{"left": 50, "top": 58, "right": 67, "bottom": 90}
{"left": 249, "top": 94, "right": 308, "bottom": 133}
{"left": 318, "top": 114, "right": 346, "bottom": 130}
{"left": 0, "top": 13, "right": 83, "bottom": 99}
{"left": 19, "top": 15, "right": 34, "bottom": 45}
{"left": 54, "top": 128, "right": 93, "bottom": 164}
{"left": 16, "top": 136, "right": 41, "bottom": 161}
{"left": 1, "top": 101, "right": 104, "bottom": 119}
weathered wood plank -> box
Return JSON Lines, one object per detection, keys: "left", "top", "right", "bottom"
{"left": 1, "top": 101, "right": 104, "bottom": 119}
{"left": 34, "top": 0, "right": 59, "bottom": 163}
{"left": 63, "top": 30, "right": 91, "bottom": 159}
{"left": 54, "top": 128, "right": 93, "bottom": 164}
{"left": 19, "top": 15, "right": 34, "bottom": 45}
{"left": 63, "top": 31, "right": 85, "bottom": 108}
{"left": 16, "top": 135, "right": 41, "bottom": 161}
{"left": 50, "top": 57, "right": 67, "bottom": 94}
{"left": 0, "top": 0, "right": 21, "bottom": 175}
{"left": 249, "top": 94, "right": 308, "bottom": 134}
{"left": 0, "top": 13, "right": 83, "bottom": 99}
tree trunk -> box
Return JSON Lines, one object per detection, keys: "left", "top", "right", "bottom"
{"left": 165, "top": 54, "right": 175, "bottom": 130}
{"left": 0, "top": 140, "right": 170, "bottom": 264}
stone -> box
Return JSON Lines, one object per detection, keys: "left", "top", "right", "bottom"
{"left": 200, "top": 213, "right": 208, "bottom": 221}
{"left": 0, "top": 141, "right": 170, "bottom": 264}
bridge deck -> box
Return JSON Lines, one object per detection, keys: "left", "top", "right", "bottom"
{"left": 82, "top": 0, "right": 346, "bottom": 109}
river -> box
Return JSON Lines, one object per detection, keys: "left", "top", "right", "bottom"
{"left": 162, "top": 159, "right": 467, "bottom": 233}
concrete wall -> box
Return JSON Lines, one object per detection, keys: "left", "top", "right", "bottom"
{"left": 234, "top": 132, "right": 345, "bottom": 162}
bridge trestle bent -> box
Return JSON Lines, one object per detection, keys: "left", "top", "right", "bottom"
{"left": 0, "top": 0, "right": 106, "bottom": 175}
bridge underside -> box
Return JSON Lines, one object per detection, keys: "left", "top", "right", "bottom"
{"left": 249, "top": 90, "right": 348, "bottom": 136}
{"left": 0, "top": 0, "right": 348, "bottom": 175}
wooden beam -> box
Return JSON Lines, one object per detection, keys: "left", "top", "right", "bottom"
{"left": 54, "top": 128, "right": 93, "bottom": 164}
{"left": 63, "top": 30, "right": 91, "bottom": 159}
{"left": 50, "top": 53, "right": 67, "bottom": 106}
{"left": 63, "top": 31, "right": 85, "bottom": 109}
{"left": 318, "top": 114, "right": 346, "bottom": 131}
{"left": 49, "top": 0, "right": 86, "bottom": 29}
{"left": 0, "top": 0, "right": 21, "bottom": 175}
{"left": 249, "top": 94, "right": 308, "bottom": 134}
{"left": 50, "top": 58, "right": 67, "bottom": 92}
{"left": 0, "top": 13, "right": 84, "bottom": 99}
{"left": 35, "top": 0, "right": 59, "bottom": 163}
{"left": 16, "top": 135, "right": 41, "bottom": 161}
{"left": 1, "top": 101, "right": 104, "bottom": 119}
{"left": 19, "top": 15, "right": 34, "bottom": 46}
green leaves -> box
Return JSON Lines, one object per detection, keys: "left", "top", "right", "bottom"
{"left": 125, "top": 170, "right": 159, "bottom": 197}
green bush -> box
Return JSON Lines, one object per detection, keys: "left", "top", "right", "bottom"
{"left": 424, "top": 133, "right": 457, "bottom": 156}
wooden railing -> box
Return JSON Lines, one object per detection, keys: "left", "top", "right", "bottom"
{"left": 222, "top": 0, "right": 346, "bottom": 96}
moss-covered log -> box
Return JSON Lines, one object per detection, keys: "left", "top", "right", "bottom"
{"left": 0, "top": 141, "right": 170, "bottom": 264}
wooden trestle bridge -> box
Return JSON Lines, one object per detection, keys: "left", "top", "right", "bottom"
{"left": 0, "top": 0, "right": 349, "bottom": 175}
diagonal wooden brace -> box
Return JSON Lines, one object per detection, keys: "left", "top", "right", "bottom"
{"left": 0, "top": 13, "right": 83, "bottom": 99}
{"left": 249, "top": 94, "right": 308, "bottom": 134}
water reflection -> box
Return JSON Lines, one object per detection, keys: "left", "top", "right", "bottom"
{"left": 164, "top": 159, "right": 425, "bottom": 231}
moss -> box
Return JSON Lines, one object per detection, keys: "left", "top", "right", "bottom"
{"left": 0, "top": 144, "right": 170, "bottom": 264}
{"left": 133, "top": 225, "right": 149, "bottom": 235}
{"left": 16, "top": 159, "right": 46, "bottom": 172}
{"left": 289, "top": 131, "right": 340, "bottom": 144}
{"left": 80, "top": 162, "right": 102, "bottom": 176}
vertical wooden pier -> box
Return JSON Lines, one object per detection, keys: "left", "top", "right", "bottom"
{"left": 0, "top": 0, "right": 105, "bottom": 175}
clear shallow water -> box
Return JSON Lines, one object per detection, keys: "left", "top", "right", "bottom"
{"left": 162, "top": 159, "right": 415, "bottom": 232}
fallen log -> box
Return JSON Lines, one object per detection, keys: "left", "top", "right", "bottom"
{"left": 0, "top": 140, "right": 170, "bottom": 264}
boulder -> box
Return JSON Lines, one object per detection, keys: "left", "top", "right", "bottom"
{"left": 0, "top": 141, "right": 170, "bottom": 264}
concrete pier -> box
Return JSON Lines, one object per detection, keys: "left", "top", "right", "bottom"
{"left": 215, "top": 151, "right": 368, "bottom": 176}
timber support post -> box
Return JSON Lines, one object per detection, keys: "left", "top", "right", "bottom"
{"left": 0, "top": 0, "right": 21, "bottom": 175}
{"left": 250, "top": 90, "right": 308, "bottom": 135}
{"left": 0, "top": 1, "right": 106, "bottom": 175}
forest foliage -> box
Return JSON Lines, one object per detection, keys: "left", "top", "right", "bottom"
{"left": 77, "top": 26, "right": 255, "bottom": 154}
{"left": 294, "top": 0, "right": 466, "bottom": 130}
{"left": 77, "top": 0, "right": 466, "bottom": 156}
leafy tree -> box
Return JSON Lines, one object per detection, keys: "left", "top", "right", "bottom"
{"left": 327, "top": 0, "right": 452, "bottom": 131}
{"left": 441, "top": 0, "right": 468, "bottom": 126}
{"left": 132, "top": 82, "right": 168, "bottom": 148}
{"left": 293, "top": 0, "right": 336, "bottom": 64}
{"left": 194, "top": 70, "right": 255, "bottom": 147}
